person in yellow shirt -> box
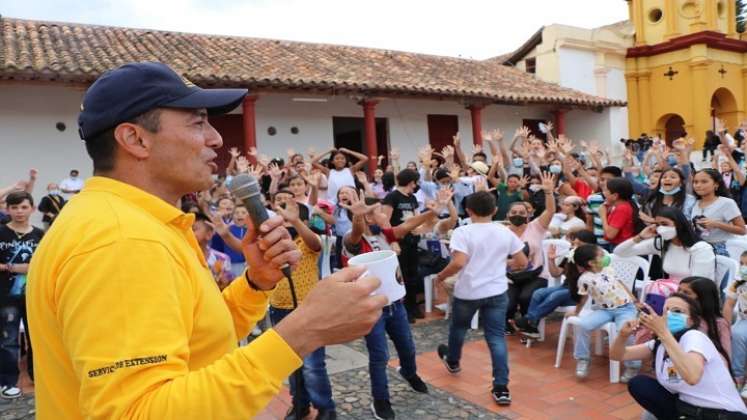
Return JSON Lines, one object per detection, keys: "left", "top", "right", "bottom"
{"left": 26, "top": 61, "right": 388, "bottom": 420}
{"left": 270, "top": 190, "right": 336, "bottom": 419}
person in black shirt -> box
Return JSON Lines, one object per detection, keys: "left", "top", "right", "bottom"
{"left": 37, "top": 183, "right": 67, "bottom": 230}
{"left": 0, "top": 191, "right": 44, "bottom": 397}
{"left": 382, "top": 169, "right": 422, "bottom": 322}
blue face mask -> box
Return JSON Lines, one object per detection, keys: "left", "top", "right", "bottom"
{"left": 659, "top": 186, "right": 681, "bottom": 196}
{"left": 549, "top": 165, "right": 562, "bottom": 174}
{"left": 512, "top": 158, "right": 524, "bottom": 168}
{"left": 369, "top": 224, "right": 382, "bottom": 235}
{"left": 740, "top": 265, "right": 747, "bottom": 278}
{"left": 666, "top": 156, "right": 678, "bottom": 167}
{"left": 666, "top": 311, "right": 689, "bottom": 334}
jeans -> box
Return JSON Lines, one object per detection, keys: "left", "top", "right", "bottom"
{"left": 732, "top": 319, "right": 747, "bottom": 380}
{"left": 525, "top": 286, "right": 576, "bottom": 323}
{"left": 0, "top": 304, "right": 23, "bottom": 387}
{"left": 574, "top": 303, "right": 641, "bottom": 369}
{"left": 269, "top": 307, "right": 335, "bottom": 410}
{"left": 447, "top": 293, "right": 510, "bottom": 386}
{"left": 364, "top": 301, "right": 418, "bottom": 401}
{"left": 628, "top": 375, "right": 678, "bottom": 420}
{"left": 506, "top": 276, "right": 547, "bottom": 321}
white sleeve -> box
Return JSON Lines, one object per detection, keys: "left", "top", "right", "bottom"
{"left": 690, "top": 242, "right": 716, "bottom": 280}
{"left": 613, "top": 237, "right": 657, "bottom": 257}
{"left": 721, "top": 198, "right": 743, "bottom": 222}
{"left": 680, "top": 330, "right": 717, "bottom": 363}
{"left": 449, "top": 227, "right": 469, "bottom": 255}
{"left": 577, "top": 272, "right": 592, "bottom": 296}
{"left": 509, "top": 230, "right": 525, "bottom": 256}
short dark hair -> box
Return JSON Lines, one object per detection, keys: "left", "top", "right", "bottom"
{"left": 5, "top": 191, "right": 34, "bottom": 207}
{"left": 193, "top": 212, "right": 212, "bottom": 225}
{"left": 396, "top": 169, "right": 420, "bottom": 187}
{"left": 473, "top": 152, "right": 487, "bottom": 160}
{"left": 465, "top": 191, "right": 496, "bottom": 217}
{"left": 85, "top": 108, "right": 162, "bottom": 173}
{"left": 507, "top": 174, "right": 521, "bottom": 181}
{"left": 434, "top": 168, "right": 451, "bottom": 181}
{"left": 600, "top": 166, "right": 622, "bottom": 178}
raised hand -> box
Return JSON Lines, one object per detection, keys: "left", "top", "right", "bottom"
{"left": 492, "top": 128, "right": 504, "bottom": 142}
{"left": 229, "top": 147, "right": 240, "bottom": 159}
{"left": 236, "top": 156, "right": 250, "bottom": 173}
{"left": 547, "top": 244, "right": 557, "bottom": 260}
{"left": 354, "top": 171, "right": 370, "bottom": 185}
{"left": 268, "top": 163, "right": 282, "bottom": 178}
{"left": 618, "top": 319, "right": 639, "bottom": 338}
{"left": 248, "top": 147, "right": 258, "bottom": 157}
{"left": 545, "top": 121, "right": 554, "bottom": 133}
{"left": 29, "top": 168, "right": 38, "bottom": 179}
{"left": 308, "top": 147, "right": 317, "bottom": 160}
{"left": 473, "top": 144, "right": 483, "bottom": 155}
{"left": 519, "top": 175, "right": 530, "bottom": 190}
{"left": 638, "top": 224, "right": 657, "bottom": 239}
{"left": 436, "top": 188, "right": 454, "bottom": 210}
{"left": 715, "top": 118, "right": 727, "bottom": 134}
{"left": 275, "top": 199, "right": 301, "bottom": 223}
{"left": 341, "top": 190, "right": 379, "bottom": 217}
{"left": 452, "top": 132, "right": 461, "bottom": 148}
{"left": 540, "top": 171, "right": 555, "bottom": 193}
{"left": 287, "top": 148, "right": 297, "bottom": 157}
{"left": 418, "top": 145, "right": 433, "bottom": 164}
{"left": 441, "top": 145, "right": 455, "bottom": 159}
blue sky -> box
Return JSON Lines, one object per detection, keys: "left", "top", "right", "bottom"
{"left": 3, "top": 0, "right": 630, "bottom": 59}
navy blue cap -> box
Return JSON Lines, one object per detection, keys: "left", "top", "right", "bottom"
{"left": 78, "top": 61, "right": 248, "bottom": 140}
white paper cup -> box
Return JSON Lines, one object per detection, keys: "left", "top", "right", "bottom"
{"left": 348, "top": 250, "right": 406, "bottom": 305}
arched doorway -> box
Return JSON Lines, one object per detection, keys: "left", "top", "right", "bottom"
{"left": 711, "top": 87, "right": 739, "bottom": 131}
{"left": 656, "top": 114, "right": 687, "bottom": 146}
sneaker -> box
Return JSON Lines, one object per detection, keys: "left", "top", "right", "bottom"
{"left": 575, "top": 359, "right": 591, "bottom": 379}
{"left": 371, "top": 399, "right": 395, "bottom": 420}
{"left": 284, "top": 404, "right": 310, "bottom": 420}
{"left": 316, "top": 408, "right": 337, "bottom": 420}
{"left": 0, "top": 386, "right": 21, "bottom": 399}
{"left": 620, "top": 366, "right": 640, "bottom": 384}
{"left": 437, "top": 344, "right": 461, "bottom": 374}
{"left": 491, "top": 385, "right": 511, "bottom": 406}
{"left": 515, "top": 317, "right": 540, "bottom": 338}
{"left": 398, "top": 368, "right": 428, "bottom": 394}
{"left": 504, "top": 323, "right": 516, "bottom": 336}
{"left": 740, "top": 384, "right": 747, "bottom": 399}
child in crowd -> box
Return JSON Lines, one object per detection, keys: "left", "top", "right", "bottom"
{"left": 268, "top": 192, "right": 337, "bottom": 420}
{"left": 435, "top": 191, "right": 529, "bottom": 407}
{"left": 192, "top": 213, "right": 233, "bottom": 290}
{"left": 210, "top": 203, "right": 249, "bottom": 276}
{"left": 565, "top": 244, "right": 641, "bottom": 382}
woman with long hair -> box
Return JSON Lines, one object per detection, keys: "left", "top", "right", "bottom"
{"left": 549, "top": 195, "right": 587, "bottom": 238}
{"left": 598, "top": 178, "right": 643, "bottom": 248}
{"left": 311, "top": 148, "right": 369, "bottom": 204}
{"left": 641, "top": 167, "right": 696, "bottom": 224}
{"left": 611, "top": 294, "right": 746, "bottom": 419}
{"left": 678, "top": 277, "right": 731, "bottom": 360}
{"left": 691, "top": 168, "right": 746, "bottom": 256}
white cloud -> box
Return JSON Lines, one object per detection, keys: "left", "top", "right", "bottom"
{"left": 3, "top": 0, "right": 629, "bottom": 58}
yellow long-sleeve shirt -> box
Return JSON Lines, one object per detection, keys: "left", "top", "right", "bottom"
{"left": 27, "top": 176, "right": 301, "bottom": 419}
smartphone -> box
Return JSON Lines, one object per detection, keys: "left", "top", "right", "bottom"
{"left": 644, "top": 294, "right": 665, "bottom": 316}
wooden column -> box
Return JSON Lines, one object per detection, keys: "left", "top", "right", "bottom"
{"left": 362, "top": 100, "right": 379, "bottom": 175}
{"left": 242, "top": 95, "right": 258, "bottom": 162}
{"left": 467, "top": 105, "right": 484, "bottom": 146}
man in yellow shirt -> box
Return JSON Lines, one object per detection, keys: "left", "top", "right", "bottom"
{"left": 27, "top": 61, "right": 388, "bottom": 420}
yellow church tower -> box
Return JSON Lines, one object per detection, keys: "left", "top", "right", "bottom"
{"left": 625, "top": 0, "right": 746, "bottom": 146}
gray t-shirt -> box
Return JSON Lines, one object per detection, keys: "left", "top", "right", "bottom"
{"left": 690, "top": 196, "right": 742, "bottom": 243}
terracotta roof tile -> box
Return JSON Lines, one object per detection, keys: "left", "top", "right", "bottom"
{"left": 0, "top": 16, "right": 625, "bottom": 107}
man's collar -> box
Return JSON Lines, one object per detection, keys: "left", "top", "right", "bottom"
{"left": 83, "top": 176, "right": 192, "bottom": 227}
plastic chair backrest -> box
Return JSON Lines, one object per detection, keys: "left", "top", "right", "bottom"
{"left": 541, "top": 239, "right": 572, "bottom": 283}
{"left": 609, "top": 254, "right": 650, "bottom": 292}
{"left": 726, "top": 239, "right": 747, "bottom": 261}
{"left": 715, "top": 255, "right": 739, "bottom": 292}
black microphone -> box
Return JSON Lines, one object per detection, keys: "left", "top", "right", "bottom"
{"left": 228, "top": 173, "right": 293, "bottom": 281}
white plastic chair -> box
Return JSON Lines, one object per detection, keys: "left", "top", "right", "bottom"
{"left": 541, "top": 239, "right": 572, "bottom": 287}
{"left": 727, "top": 238, "right": 747, "bottom": 261}
{"left": 609, "top": 254, "right": 650, "bottom": 293}
{"left": 554, "top": 298, "right": 621, "bottom": 383}
{"left": 424, "top": 274, "right": 438, "bottom": 313}
{"left": 716, "top": 255, "right": 739, "bottom": 293}
{"left": 320, "top": 234, "right": 335, "bottom": 279}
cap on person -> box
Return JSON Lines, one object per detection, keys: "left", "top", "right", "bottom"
{"left": 78, "top": 61, "right": 248, "bottom": 141}
{"left": 469, "top": 161, "right": 489, "bottom": 176}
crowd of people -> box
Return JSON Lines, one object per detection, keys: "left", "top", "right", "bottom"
{"left": 6, "top": 115, "right": 747, "bottom": 419}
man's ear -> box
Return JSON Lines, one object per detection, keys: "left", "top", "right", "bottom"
{"left": 113, "top": 122, "right": 151, "bottom": 160}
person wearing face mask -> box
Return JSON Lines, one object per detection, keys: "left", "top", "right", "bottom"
{"left": 549, "top": 196, "right": 587, "bottom": 238}
{"left": 565, "top": 244, "right": 641, "bottom": 381}
{"left": 382, "top": 169, "right": 426, "bottom": 321}
{"left": 724, "top": 251, "right": 747, "bottom": 397}
{"left": 614, "top": 207, "right": 715, "bottom": 300}
{"left": 611, "top": 294, "right": 747, "bottom": 420}
{"left": 504, "top": 172, "right": 556, "bottom": 333}
{"left": 641, "top": 168, "right": 696, "bottom": 225}
{"left": 37, "top": 183, "right": 67, "bottom": 230}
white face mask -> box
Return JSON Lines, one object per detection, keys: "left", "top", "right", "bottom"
{"left": 656, "top": 226, "right": 677, "bottom": 241}
{"left": 528, "top": 184, "right": 542, "bottom": 193}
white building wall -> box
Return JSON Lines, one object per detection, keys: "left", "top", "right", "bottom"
{"left": 557, "top": 48, "right": 597, "bottom": 96}
{"left": 0, "top": 86, "right": 613, "bottom": 209}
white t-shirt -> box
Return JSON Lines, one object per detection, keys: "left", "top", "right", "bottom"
{"left": 647, "top": 330, "right": 747, "bottom": 413}
{"left": 327, "top": 168, "right": 356, "bottom": 204}
{"left": 549, "top": 214, "right": 587, "bottom": 235}
{"left": 613, "top": 238, "right": 716, "bottom": 281}
{"left": 449, "top": 222, "right": 524, "bottom": 300}
{"left": 577, "top": 268, "right": 633, "bottom": 309}
{"left": 691, "top": 197, "right": 743, "bottom": 243}
{"left": 59, "top": 176, "right": 84, "bottom": 197}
